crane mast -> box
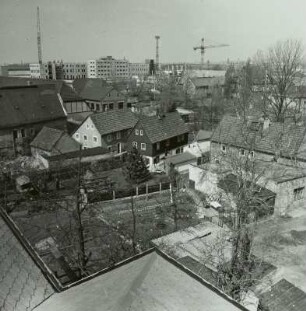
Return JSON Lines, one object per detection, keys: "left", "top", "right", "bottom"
{"left": 37, "top": 6, "right": 42, "bottom": 66}
{"left": 193, "top": 37, "right": 229, "bottom": 67}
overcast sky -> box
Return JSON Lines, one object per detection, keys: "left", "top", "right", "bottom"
{"left": 0, "top": 0, "right": 305, "bottom": 64}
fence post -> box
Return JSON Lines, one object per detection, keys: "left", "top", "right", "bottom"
{"left": 159, "top": 183, "right": 162, "bottom": 193}
{"left": 170, "top": 183, "right": 173, "bottom": 204}
{"left": 113, "top": 190, "right": 115, "bottom": 200}
{"left": 136, "top": 186, "right": 138, "bottom": 197}
{"left": 146, "top": 183, "right": 148, "bottom": 200}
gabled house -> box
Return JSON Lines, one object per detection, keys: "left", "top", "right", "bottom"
{"left": 75, "top": 79, "right": 130, "bottom": 112}
{"left": 72, "top": 109, "right": 138, "bottom": 153}
{"left": 126, "top": 112, "right": 189, "bottom": 171}
{"left": 0, "top": 84, "right": 67, "bottom": 156}
{"left": 211, "top": 115, "right": 306, "bottom": 167}
{"left": 187, "top": 76, "right": 225, "bottom": 98}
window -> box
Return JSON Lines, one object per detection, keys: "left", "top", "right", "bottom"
{"left": 108, "top": 146, "right": 112, "bottom": 152}
{"left": 221, "top": 144, "right": 227, "bottom": 153}
{"left": 116, "top": 131, "right": 121, "bottom": 139}
{"left": 294, "top": 187, "right": 304, "bottom": 201}
{"left": 250, "top": 151, "right": 255, "bottom": 158}
{"left": 156, "top": 142, "right": 160, "bottom": 150}
{"left": 176, "top": 148, "right": 181, "bottom": 154}
{"left": 86, "top": 124, "right": 90, "bottom": 129}
{"left": 107, "top": 134, "right": 112, "bottom": 142}
{"left": 141, "top": 143, "right": 146, "bottom": 150}
{"left": 83, "top": 135, "right": 88, "bottom": 141}
{"left": 132, "top": 141, "right": 138, "bottom": 148}
{"left": 127, "top": 102, "right": 132, "bottom": 108}
{"left": 135, "top": 129, "right": 139, "bottom": 135}
{"left": 96, "top": 103, "right": 100, "bottom": 111}
{"left": 109, "top": 103, "right": 114, "bottom": 110}
{"left": 20, "top": 129, "right": 25, "bottom": 138}
{"left": 239, "top": 149, "right": 245, "bottom": 156}
{"left": 118, "top": 102, "right": 124, "bottom": 109}
{"left": 140, "top": 130, "right": 143, "bottom": 136}
{"left": 93, "top": 136, "right": 98, "bottom": 143}
{"left": 75, "top": 133, "right": 80, "bottom": 140}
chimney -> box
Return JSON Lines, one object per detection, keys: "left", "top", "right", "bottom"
{"left": 263, "top": 118, "right": 270, "bottom": 131}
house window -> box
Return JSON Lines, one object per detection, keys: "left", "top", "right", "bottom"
{"left": 141, "top": 143, "right": 146, "bottom": 150}
{"left": 140, "top": 130, "right": 143, "bottom": 136}
{"left": 90, "top": 103, "right": 95, "bottom": 110}
{"left": 83, "top": 135, "right": 88, "bottom": 141}
{"left": 132, "top": 141, "right": 138, "bottom": 148}
{"left": 75, "top": 133, "right": 80, "bottom": 140}
{"left": 156, "top": 142, "right": 160, "bottom": 150}
{"left": 96, "top": 103, "right": 100, "bottom": 111}
{"left": 127, "top": 102, "right": 132, "bottom": 108}
{"left": 93, "top": 136, "right": 98, "bottom": 143}
{"left": 118, "top": 102, "right": 124, "bottom": 109}
{"left": 107, "top": 134, "right": 112, "bottom": 142}
{"left": 221, "top": 144, "right": 227, "bottom": 153}
{"left": 116, "top": 131, "right": 121, "bottom": 139}
{"left": 20, "top": 129, "right": 25, "bottom": 138}
{"left": 108, "top": 146, "right": 112, "bottom": 152}
{"left": 135, "top": 129, "right": 139, "bottom": 135}
{"left": 240, "top": 149, "right": 245, "bottom": 156}
{"left": 109, "top": 103, "right": 114, "bottom": 110}
{"left": 250, "top": 151, "right": 255, "bottom": 158}
{"left": 294, "top": 187, "right": 304, "bottom": 201}
{"left": 86, "top": 124, "right": 90, "bottom": 129}
{"left": 176, "top": 148, "right": 181, "bottom": 154}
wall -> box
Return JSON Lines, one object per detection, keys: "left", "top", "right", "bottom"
{"left": 73, "top": 117, "right": 101, "bottom": 149}
{"left": 274, "top": 177, "right": 306, "bottom": 215}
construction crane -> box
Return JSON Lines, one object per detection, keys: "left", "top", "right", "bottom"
{"left": 193, "top": 38, "right": 229, "bottom": 67}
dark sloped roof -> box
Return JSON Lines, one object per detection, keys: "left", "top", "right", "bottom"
{"left": 139, "top": 112, "right": 189, "bottom": 143}
{"left": 165, "top": 151, "right": 197, "bottom": 165}
{"left": 259, "top": 279, "right": 306, "bottom": 311}
{"left": 90, "top": 110, "right": 138, "bottom": 136}
{"left": 30, "top": 127, "right": 80, "bottom": 154}
{"left": 196, "top": 130, "right": 212, "bottom": 141}
{"left": 0, "top": 84, "right": 66, "bottom": 129}
{"left": 191, "top": 76, "right": 225, "bottom": 88}
{"left": 0, "top": 212, "right": 54, "bottom": 311}
{"left": 211, "top": 115, "right": 306, "bottom": 161}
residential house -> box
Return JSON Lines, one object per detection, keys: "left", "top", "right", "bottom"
{"left": 198, "top": 115, "right": 306, "bottom": 215}
{"left": 186, "top": 76, "right": 225, "bottom": 98}
{"left": 76, "top": 79, "right": 130, "bottom": 112}
{"left": 0, "top": 84, "right": 67, "bottom": 156}
{"left": 126, "top": 112, "right": 189, "bottom": 171}
{"left": 72, "top": 109, "right": 138, "bottom": 153}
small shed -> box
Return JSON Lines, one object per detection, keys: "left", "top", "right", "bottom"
{"left": 165, "top": 151, "right": 197, "bottom": 174}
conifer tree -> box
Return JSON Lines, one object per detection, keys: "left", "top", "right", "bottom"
{"left": 126, "top": 147, "right": 150, "bottom": 184}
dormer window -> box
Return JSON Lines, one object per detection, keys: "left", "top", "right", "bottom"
{"left": 135, "top": 129, "right": 139, "bottom": 135}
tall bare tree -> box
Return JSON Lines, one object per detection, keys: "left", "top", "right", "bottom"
{"left": 255, "top": 39, "right": 304, "bottom": 122}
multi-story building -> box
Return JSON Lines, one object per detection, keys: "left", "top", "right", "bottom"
{"left": 62, "top": 63, "right": 86, "bottom": 80}
{"left": 0, "top": 64, "right": 32, "bottom": 78}
{"left": 129, "top": 62, "right": 150, "bottom": 78}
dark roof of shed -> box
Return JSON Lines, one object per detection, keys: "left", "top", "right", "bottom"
{"left": 259, "top": 279, "right": 306, "bottom": 311}
{"left": 0, "top": 211, "right": 55, "bottom": 311}
{"left": 138, "top": 112, "right": 189, "bottom": 143}
{"left": 211, "top": 115, "right": 306, "bottom": 161}
{"left": 31, "top": 127, "right": 80, "bottom": 154}
{"left": 90, "top": 110, "right": 138, "bottom": 136}
{"left": 196, "top": 130, "right": 212, "bottom": 141}
{"left": 0, "top": 84, "right": 66, "bottom": 129}
{"left": 165, "top": 151, "right": 197, "bottom": 165}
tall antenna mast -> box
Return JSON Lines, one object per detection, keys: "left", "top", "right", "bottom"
{"left": 37, "top": 6, "right": 42, "bottom": 65}
{"left": 155, "top": 35, "right": 160, "bottom": 72}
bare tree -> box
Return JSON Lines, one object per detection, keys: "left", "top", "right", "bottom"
{"left": 254, "top": 39, "right": 304, "bottom": 122}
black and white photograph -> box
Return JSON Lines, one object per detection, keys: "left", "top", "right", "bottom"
{"left": 0, "top": 0, "right": 306, "bottom": 310}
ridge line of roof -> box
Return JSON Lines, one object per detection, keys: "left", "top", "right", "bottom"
{"left": 0, "top": 207, "right": 63, "bottom": 292}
